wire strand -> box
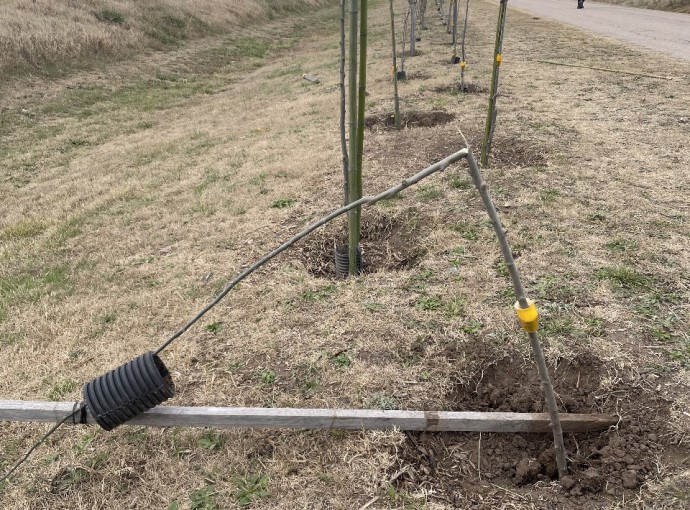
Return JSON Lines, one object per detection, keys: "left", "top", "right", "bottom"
{"left": 0, "top": 409, "right": 79, "bottom": 486}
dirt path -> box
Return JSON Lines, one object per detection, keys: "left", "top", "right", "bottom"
{"left": 508, "top": 0, "right": 690, "bottom": 61}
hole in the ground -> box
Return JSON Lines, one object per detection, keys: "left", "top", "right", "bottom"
{"left": 365, "top": 110, "right": 456, "bottom": 131}
{"left": 392, "top": 353, "right": 686, "bottom": 502}
{"left": 295, "top": 208, "right": 430, "bottom": 278}
{"left": 432, "top": 83, "right": 487, "bottom": 95}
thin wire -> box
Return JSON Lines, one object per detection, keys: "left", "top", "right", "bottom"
{"left": 0, "top": 409, "right": 79, "bottom": 485}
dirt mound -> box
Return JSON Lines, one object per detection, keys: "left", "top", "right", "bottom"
{"left": 365, "top": 110, "right": 456, "bottom": 130}
{"left": 295, "top": 209, "right": 430, "bottom": 278}
{"left": 393, "top": 354, "right": 688, "bottom": 507}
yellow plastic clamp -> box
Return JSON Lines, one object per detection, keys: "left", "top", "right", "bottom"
{"left": 514, "top": 299, "right": 539, "bottom": 333}
{"left": 460, "top": 61, "right": 467, "bottom": 69}
{"left": 496, "top": 54, "right": 503, "bottom": 65}
{"left": 391, "top": 65, "right": 396, "bottom": 77}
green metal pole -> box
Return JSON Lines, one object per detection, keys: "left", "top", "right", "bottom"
{"left": 480, "top": 0, "right": 508, "bottom": 167}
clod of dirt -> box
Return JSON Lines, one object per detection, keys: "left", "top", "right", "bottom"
{"left": 365, "top": 110, "right": 456, "bottom": 131}
{"left": 514, "top": 458, "right": 542, "bottom": 485}
{"left": 582, "top": 468, "right": 604, "bottom": 492}
{"left": 561, "top": 475, "right": 577, "bottom": 490}
{"left": 621, "top": 470, "right": 640, "bottom": 489}
{"left": 537, "top": 448, "right": 557, "bottom": 479}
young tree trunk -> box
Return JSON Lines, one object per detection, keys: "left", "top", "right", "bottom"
{"left": 340, "top": 0, "right": 349, "bottom": 205}
{"left": 347, "top": 0, "right": 359, "bottom": 275}
{"left": 349, "top": 0, "right": 368, "bottom": 276}
{"left": 410, "top": 0, "right": 417, "bottom": 56}
{"left": 452, "top": 0, "right": 459, "bottom": 47}
{"left": 389, "top": 0, "right": 401, "bottom": 130}
{"left": 460, "top": 0, "right": 469, "bottom": 90}
{"left": 480, "top": 0, "right": 508, "bottom": 167}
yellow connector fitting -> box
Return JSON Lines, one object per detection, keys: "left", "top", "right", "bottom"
{"left": 460, "top": 61, "right": 466, "bottom": 69}
{"left": 496, "top": 54, "right": 503, "bottom": 65}
{"left": 391, "top": 65, "right": 395, "bottom": 77}
{"left": 514, "top": 299, "right": 539, "bottom": 333}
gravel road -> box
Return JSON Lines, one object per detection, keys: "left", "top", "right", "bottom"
{"left": 508, "top": 0, "right": 690, "bottom": 61}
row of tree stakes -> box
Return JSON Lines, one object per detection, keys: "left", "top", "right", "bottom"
{"left": 337, "top": 0, "right": 509, "bottom": 277}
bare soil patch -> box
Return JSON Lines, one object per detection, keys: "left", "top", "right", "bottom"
{"left": 365, "top": 110, "right": 456, "bottom": 130}
{"left": 432, "top": 82, "right": 488, "bottom": 95}
{"left": 395, "top": 354, "right": 688, "bottom": 506}
{"left": 295, "top": 208, "right": 430, "bottom": 278}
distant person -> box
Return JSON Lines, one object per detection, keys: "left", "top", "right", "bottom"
{"left": 577, "top": 0, "right": 584, "bottom": 8}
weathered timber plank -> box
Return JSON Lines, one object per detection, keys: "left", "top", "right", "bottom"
{"left": 0, "top": 401, "right": 617, "bottom": 433}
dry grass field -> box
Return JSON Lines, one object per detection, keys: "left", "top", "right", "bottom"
{"left": 595, "top": 0, "right": 690, "bottom": 13}
{"left": 1, "top": 0, "right": 689, "bottom": 508}
{"left": 0, "top": 0, "right": 326, "bottom": 79}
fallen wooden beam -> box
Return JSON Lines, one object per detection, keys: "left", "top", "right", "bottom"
{"left": 0, "top": 401, "right": 616, "bottom": 433}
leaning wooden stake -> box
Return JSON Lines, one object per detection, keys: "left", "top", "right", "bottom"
{"left": 340, "top": 0, "right": 349, "bottom": 205}
{"left": 465, "top": 149, "right": 569, "bottom": 478}
{"left": 480, "top": 0, "right": 508, "bottom": 167}
{"left": 0, "top": 401, "right": 616, "bottom": 433}
{"left": 347, "top": 0, "right": 359, "bottom": 275}
{"left": 389, "top": 0, "right": 401, "bottom": 130}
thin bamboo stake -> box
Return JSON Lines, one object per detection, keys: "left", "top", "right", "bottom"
{"left": 340, "top": 0, "right": 349, "bottom": 206}
{"left": 389, "top": 0, "right": 401, "bottom": 130}
{"left": 537, "top": 60, "right": 674, "bottom": 80}
{"left": 464, "top": 149, "right": 568, "bottom": 478}
{"left": 346, "top": 0, "right": 359, "bottom": 275}
{"left": 480, "top": 0, "right": 508, "bottom": 167}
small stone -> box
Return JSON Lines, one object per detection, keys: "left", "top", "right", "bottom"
{"left": 622, "top": 470, "right": 640, "bottom": 489}
{"left": 570, "top": 487, "right": 583, "bottom": 497}
{"left": 561, "top": 475, "right": 577, "bottom": 490}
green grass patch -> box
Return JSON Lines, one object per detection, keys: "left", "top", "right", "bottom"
{"left": 94, "top": 9, "right": 125, "bottom": 25}
{"left": 0, "top": 219, "right": 47, "bottom": 241}
{"left": 0, "top": 265, "right": 72, "bottom": 323}
{"left": 416, "top": 185, "right": 443, "bottom": 200}
{"left": 301, "top": 284, "right": 336, "bottom": 302}
{"left": 233, "top": 473, "right": 270, "bottom": 507}
{"left": 271, "top": 198, "right": 296, "bottom": 209}
{"left": 595, "top": 266, "right": 650, "bottom": 289}
{"left": 47, "top": 379, "right": 77, "bottom": 401}
{"left": 416, "top": 295, "right": 443, "bottom": 311}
